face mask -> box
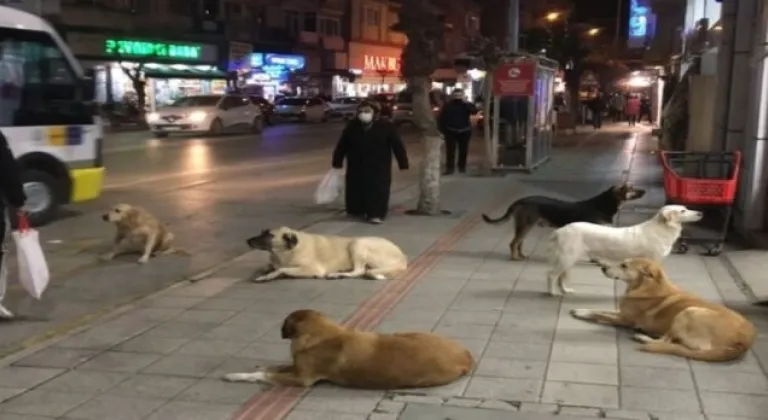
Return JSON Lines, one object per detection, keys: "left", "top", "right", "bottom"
{"left": 358, "top": 112, "right": 373, "bottom": 123}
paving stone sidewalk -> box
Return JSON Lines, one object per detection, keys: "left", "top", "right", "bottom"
{"left": 0, "top": 126, "right": 765, "bottom": 420}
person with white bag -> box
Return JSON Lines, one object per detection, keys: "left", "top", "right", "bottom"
{"left": 0, "top": 130, "right": 27, "bottom": 319}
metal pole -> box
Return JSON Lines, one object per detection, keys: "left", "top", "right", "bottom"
{"left": 507, "top": 0, "right": 519, "bottom": 52}
{"left": 615, "top": 0, "right": 622, "bottom": 46}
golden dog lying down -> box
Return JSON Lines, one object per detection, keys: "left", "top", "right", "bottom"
{"left": 224, "top": 309, "right": 475, "bottom": 388}
{"left": 572, "top": 258, "right": 755, "bottom": 362}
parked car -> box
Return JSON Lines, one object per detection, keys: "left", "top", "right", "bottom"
{"left": 274, "top": 97, "right": 331, "bottom": 122}
{"left": 369, "top": 93, "right": 397, "bottom": 117}
{"left": 247, "top": 96, "right": 276, "bottom": 125}
{"left": 329, "top": 97, "right": 364, "bottom": 119}
{"left": 391, "top": 91, "right": 441, "bottom": 125}
{"left": 146, "top": 94, "right": 264, "bottom": 137}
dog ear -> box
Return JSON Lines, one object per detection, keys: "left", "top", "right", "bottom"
{"left": 280, "top": 317, "right": 298, "bottom": 339}
{"left": 657, "top": 208, "right": 672, "bottom": 225}
{"left": 282, "top": 233, "right": 299, "bottom": 250}
{"left": 637, "top": 260, "right": 664, "bottom": 283}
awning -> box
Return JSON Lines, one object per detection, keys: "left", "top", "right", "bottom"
{"left": 144, "top": 67, "right": 230, "bottom": 80}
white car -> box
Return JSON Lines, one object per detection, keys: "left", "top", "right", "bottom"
{"left": 329, "top": 97, "right": 364, "bottom": 119}
{"left": 146, "top": 94, "right": 264, "bottom": 137}
{"left": 274, "top": 97, "right": 331, "bottom": 122}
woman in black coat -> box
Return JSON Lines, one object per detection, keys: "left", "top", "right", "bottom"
{"left": 332, "top": 101, "right": 409, "bottom": 224}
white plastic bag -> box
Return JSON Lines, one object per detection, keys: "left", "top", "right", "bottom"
{"left": 12, "top": 214, "right": 50, "bottom": 300}
{"left": 314, "top": 169, "right": 344, "bottom": 205}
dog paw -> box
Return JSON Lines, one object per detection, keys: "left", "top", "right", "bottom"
{"left": 99, "top": 253, "right": 115, "bottom": 262}
{"left": 560, "top": 287, "right": 576, "bottom": 295}
{"left": 370, "top": 274, "right": 387, "bottom": 280}
{"left": 252, "top": 276, "right": 270, "bottom": 283}
{"left": 137, "top": 256, "right": 149, "bottom": 264}
{"left": 223, "top": 372, "right": 266, "bottom": 383}
{"left": 570, "top": 309, "right": 593, "bottom": 320}
{"left": 632, "top": 333, "right": 654, "bottom": 343}
{"left": 547, "top": 289, "right": 561, "bottom": 297}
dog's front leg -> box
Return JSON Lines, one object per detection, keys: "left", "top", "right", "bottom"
{"left": 251, "top": 264, "right": 275, "bottom": 279}
{"left": 253, "top": 266, "right": 323, "bottom": 282}
{"left": 571, "top": 309, "right": 631, "bottom": 327}
{"left": 224, "top": 365, "right": 317, "bottom": 387}
{"left": 100, "top": 232, "right": 127, "bottom": 261}
{"left": 138, "top": 232, "right": 158, "bottom": 264}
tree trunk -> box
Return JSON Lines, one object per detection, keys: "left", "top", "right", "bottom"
{"left": 409, "top": 76, "right": 442, "bottom": 215}
{"left": 482, "top": 74, "right": 493, "bottom": 175}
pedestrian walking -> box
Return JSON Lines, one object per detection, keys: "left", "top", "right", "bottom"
{"left": 639, "top": 95, "right": 652, "bottom": 123}
{"left": 438, "top": 89, "right": 476, "bottom": 175}
{"left": 625, "top": 94, "right": 641, "bottom": 127}
{"left": 589, "top": 92, "right": 606, "bottom": 129}
{"left": 610, "top": 93, "right": 626, "bottom": 122}
{"left": 0, "top": 130, "right": 27, "bottom": 319}
{"left": 332, "top": 100, "right": 409, "bottom": 224}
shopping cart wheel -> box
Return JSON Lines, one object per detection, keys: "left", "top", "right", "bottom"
{"left": 707, "top": 244, "right": 723, "bottom": 256}
{"left": 674, "top": 241, "right": 690, "bottom": 254}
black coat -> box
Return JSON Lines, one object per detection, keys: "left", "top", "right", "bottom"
{"left": 439, "top": 100, "right": 475, "bottom": 133}
{"left": 0, "top": 130, "right": 25, "bottom": 213}
{"left": 332, "top": 119, "right": 409, "bottom": 219}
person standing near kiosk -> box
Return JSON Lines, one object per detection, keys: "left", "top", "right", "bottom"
{"left": 439, "top": 89, "right": 476, "bottom": 175}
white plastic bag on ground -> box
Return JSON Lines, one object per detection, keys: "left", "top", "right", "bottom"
{"left": 12, "top": 214, "right": 50, "bottom": 299}
{"left": 315, "top": 169, "right": 344, "bottom": 205}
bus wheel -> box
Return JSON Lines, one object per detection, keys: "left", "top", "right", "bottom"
{"left": 21, "top": 169, "right": 59, "bottom": 227}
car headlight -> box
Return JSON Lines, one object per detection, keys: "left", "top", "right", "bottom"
{"left": 146, "top": 112, "right": 159, "bottom": 122}
{"left": 188, "top": 111, "right": 207, "bottom": 122}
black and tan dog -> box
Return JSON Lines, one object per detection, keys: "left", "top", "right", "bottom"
{"left": 482, "top": 182, "right": 646, "bottom": 260}
{"left": 223, "top": 309, "right": 474, "bottom": 389}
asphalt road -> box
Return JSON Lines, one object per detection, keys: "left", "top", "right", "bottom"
{"left": 0, "top": 121, "right": 424, "bottom": 356}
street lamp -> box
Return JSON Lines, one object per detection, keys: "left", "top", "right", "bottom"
{"left": 586, "top": 28, "right": 600, "bottom": 37}
{"left": 545, "top": 12, "right": 560, "bottom": 22}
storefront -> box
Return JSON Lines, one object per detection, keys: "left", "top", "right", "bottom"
{"left": 64, "top": 33, "right": 228, "bottom": 110}
{"left": 229, "top": 53, "right": 306, "bottom": 100}
{"left": 344, "top": 42, "right": 406, "bottom": 97}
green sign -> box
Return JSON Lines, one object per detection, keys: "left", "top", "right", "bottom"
{"left": 104, "top": 39, "right": 203, "bottom": 61}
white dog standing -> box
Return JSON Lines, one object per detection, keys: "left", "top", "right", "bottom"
{"left": 546, "top": 204, "right": 703, "bottom": 296}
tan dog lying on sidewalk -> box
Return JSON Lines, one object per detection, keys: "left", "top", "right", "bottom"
{"left": 224, "top": 309, "right": 475, "bottom": 388}
{"left": 101, "top": 204, "right": 188, "bottom": 264}
{"left": 571, "top": 258, "right": 755, "bottom": 362}
{"left": 246, "top": 226, "right": 408, "bottom": 282}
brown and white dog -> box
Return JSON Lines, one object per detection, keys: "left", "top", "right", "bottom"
{"left": 223, "top": 309, "right": 475, "bottom": 388}
{"left": 571, "top": 258, "right": 755, "bottom": 362}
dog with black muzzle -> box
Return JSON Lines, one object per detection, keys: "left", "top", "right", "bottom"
{"left": 246, "top": 226, "right": 408, "bottom": 282}
{"left": 482, "top": 182, "right": 646, "bottom": 260}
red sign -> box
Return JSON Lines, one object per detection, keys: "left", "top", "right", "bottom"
{"left": 493, "top": 62, "right": 535, "bottom": 96}
{"left": 364, "top": 55, "right": 400, "bottom": 73}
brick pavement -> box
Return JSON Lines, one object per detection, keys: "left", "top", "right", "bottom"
{"left": 0, "top": 125, "right": 765, "bottom": 420}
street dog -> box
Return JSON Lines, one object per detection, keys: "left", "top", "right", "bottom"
{"left": 101, "top": 204, "right": 188, "bottom": 264}
{"left": 546, "top": 204, "right": 702, "bottom": 296}
{"left": 572, "top": 258, "right": 755, "bottom": 362}
{"left": 246, "top": 226, "right": 408, "bottom": 282}
{"left": 223, "top": 309, "right": 475, "bottom": 388}
{"left": 482, "top": 182, "right": 646, "bottom": 260}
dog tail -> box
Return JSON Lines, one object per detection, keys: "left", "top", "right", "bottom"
{"left": 481, "top": 202, "right": 520, "bottom": 224}
{"left": 640, "top": 340, "right": 751, "bottom": 362}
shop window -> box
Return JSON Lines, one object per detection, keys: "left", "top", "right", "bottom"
{"left": 365, "top": 7, "right": 380, "bottom": 26}
{"left": 0, "top": 28, "right": 91, "bottom": 127}
{"left": 285, "top": 10, "right": 301, "bottom": 34}
{"left": 304, "top": 12, "right": 317, "bottom": 32}
{"left": 320, "top": 17, "right": 340, "bottom": 36}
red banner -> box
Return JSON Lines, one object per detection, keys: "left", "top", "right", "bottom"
{"left": 493, "top": 62, "right": 535, "bottom": 96}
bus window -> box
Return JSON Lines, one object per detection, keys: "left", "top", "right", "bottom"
{"left": 0, "top": 27, "right": 91, "bottom": 127}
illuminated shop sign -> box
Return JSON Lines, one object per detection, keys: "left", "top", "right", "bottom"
{"left": 104, "top": 39, "right": 203, "bottom": 61}
{"left": 364, "top": 55, "right": 400, "bottom": 73}
{"left": 628, "top": 0, "right": 651, "bottom": 49}
{"left": 242, "top": 53, "right": 305, "bottom": 70}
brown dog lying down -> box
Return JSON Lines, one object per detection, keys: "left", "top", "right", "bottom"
{"left": 224, "top": 309, "right": 475, "bottom": 388}
{"left": 101, "top": 204, "right": 189, "bottom": 264}
{"left": 571, "top": 258, "right": 755, "bottom": 362}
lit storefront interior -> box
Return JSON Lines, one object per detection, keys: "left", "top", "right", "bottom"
{"left": 231, "top": 53, "right": 306, "bottom": 101}
{"left": 92, "top": 38, "right": 227, "bottom": 110}
{"left": 343, "top": 46, "right": 406, "bottom": 97}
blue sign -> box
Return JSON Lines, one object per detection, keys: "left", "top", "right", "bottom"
{"left": 264, "top": 53, "right": 305, "bottom": 70}
{"left": 628, "top": 0, "right": 650, "bottom": 49}
{"left": 250, "top": 53, "right": 264, "bottom": 67}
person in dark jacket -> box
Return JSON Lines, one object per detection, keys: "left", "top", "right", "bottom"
{"left": 438, "top": 89, "right": 476, "bottom": 175}
{"left": 0, "top": 130, "right": 27, "bottom": 319}
{"left": 332, "top": 100, "right": 409, "bottom": 224}
{"left": 589, "top": 92, "right": 606, "bottom": 129}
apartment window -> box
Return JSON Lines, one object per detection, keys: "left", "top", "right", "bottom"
{"left": 304, "top": 12, "right": 317, "bottom": 32}
{"left": 365, "top": 7, "right": 380, "bottom": 26}
{"left": 224, "top": 3, "right": 242, "bottom": 19}
{"left": 285, "top": 10, "right": 301, "bottom": 34}
{"left": 167, "top": 0, "right": 190, "bottom": 15}
{"left": 319, "top": 17, "right": 340, "bottom": 36}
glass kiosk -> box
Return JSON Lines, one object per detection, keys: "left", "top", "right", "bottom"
{"left": 487, "top": 54, "right": 558, "bottom": 173}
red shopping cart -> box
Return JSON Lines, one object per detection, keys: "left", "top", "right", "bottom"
{"left": 660, "top": 150, "right": 741, "bottom": 256}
